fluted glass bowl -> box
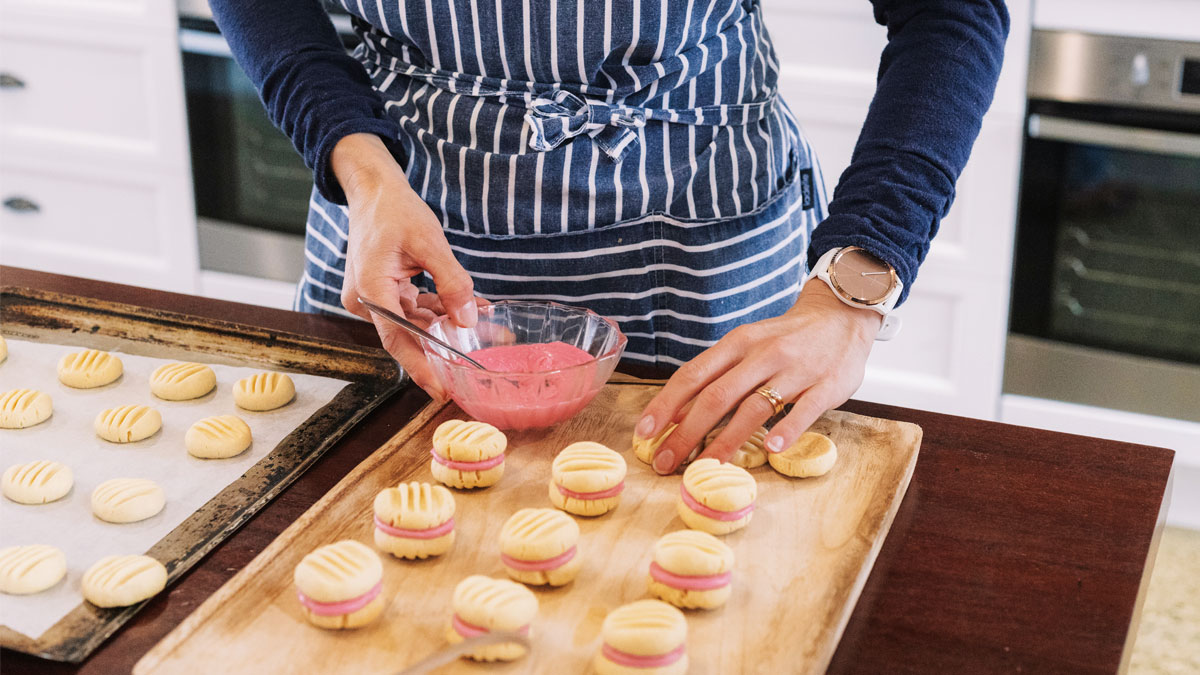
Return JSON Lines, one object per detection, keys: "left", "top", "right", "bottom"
{"left": 422, "top": 301, "right": 627, "bottom": 430}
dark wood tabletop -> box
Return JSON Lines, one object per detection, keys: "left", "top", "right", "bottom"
{"left": 0, "top": 266, "right": 1174, "bottom": 674}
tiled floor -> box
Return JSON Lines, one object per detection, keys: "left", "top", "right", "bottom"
{"left": 1130, "top": 527, "right": 1200, "bottom": 674}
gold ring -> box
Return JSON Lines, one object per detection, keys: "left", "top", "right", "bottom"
{"left": 754, "top": 386, "right": 786, "bottom": 416}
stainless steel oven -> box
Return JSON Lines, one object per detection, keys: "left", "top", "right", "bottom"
{"left": 1005, "top": 31, "right": 1200, "bottom": 422}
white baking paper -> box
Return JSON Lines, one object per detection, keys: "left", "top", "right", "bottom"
{"left": 0, "top": 338, "right": 351, "bottom": 638}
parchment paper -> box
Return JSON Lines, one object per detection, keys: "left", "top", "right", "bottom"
{"left": 0, "top": 338, "right": 351, "bottom": 638}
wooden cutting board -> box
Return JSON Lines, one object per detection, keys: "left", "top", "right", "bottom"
{"left": 136, "top": 382, "right": 921, "bottom": 674}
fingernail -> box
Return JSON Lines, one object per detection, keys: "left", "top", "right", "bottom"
{"left": 635, "top": 415, "right": 656, "bottom": 440}
{"left": 652, "top": 450, "right": 675, "bottom": 475}
{"left": 457, "top": 301, "right": 478, "bottom": 328}
{"left": 766, "top": 435, "right": 785, "bottom": 454}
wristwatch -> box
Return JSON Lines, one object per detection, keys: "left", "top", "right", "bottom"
{"left": 807, "top": 246, "right": 903, "bottom": 341}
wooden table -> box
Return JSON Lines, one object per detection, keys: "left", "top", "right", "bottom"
{"left": 0, "top": 266, "right": 1174, "bottom": 674}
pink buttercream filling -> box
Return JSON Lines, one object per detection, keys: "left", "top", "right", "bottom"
{"left": 601, "top": 643, "right": 686, "bottom": 669}
{"left": 679, "top": 483, "right": 754, "bottom": 522}
{"left": 555, "top": 481, "right": 624, "bottom": 501}
{"left": 452, "top": 614, "right": 531, "bottom": 639}
{"left": 649, "top": 561, "right": 732, "bottom": 591}
{"left": 500, "top": 545, "right": 577, "bottom": 572}
{"left": 430, "top": 448, "right": 505, "bottom": 471}
{"left": 296, "top": 582, "right": 381, "bottom": 617}
{"left": 373, "top": 514, "right": 454, "bottom": 539}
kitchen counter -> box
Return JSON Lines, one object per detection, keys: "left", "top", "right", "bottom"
{"left": 0, "top": 266, "right": 1174, "bottom": 674}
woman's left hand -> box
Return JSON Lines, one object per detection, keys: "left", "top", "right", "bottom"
{"left": 635, "top": 278, "right": 883, "bottom": 474}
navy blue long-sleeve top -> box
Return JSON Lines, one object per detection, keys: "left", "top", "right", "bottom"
{"left": 209, "top": 0, "right": 1008, "bottom": 303}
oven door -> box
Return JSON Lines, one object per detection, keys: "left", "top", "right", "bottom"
{"left": 1006, "top": 101, "right": 1200, "bottom": 421}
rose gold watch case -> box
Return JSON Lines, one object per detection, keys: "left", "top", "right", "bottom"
{"left": 826, "top": 246, "right": 899, "bottom": 306}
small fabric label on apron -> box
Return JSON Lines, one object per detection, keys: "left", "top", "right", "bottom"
{"left": 799, "top": 168, "right": 815, "bottom": 211}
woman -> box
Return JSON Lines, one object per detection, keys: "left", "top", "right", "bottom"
{"left": 210, "top": 0, "right": 1006, "bottom": 472}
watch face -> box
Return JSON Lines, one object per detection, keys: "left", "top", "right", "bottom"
{"left": 829, "top": 247, "right": 898, "bottom": 305}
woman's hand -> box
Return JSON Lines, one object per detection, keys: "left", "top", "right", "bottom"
{"left": 332, "top": 134, "right": 480, "bottom": 399}
{"left": 635, "top": 278, "right": 882, "bottom": 474}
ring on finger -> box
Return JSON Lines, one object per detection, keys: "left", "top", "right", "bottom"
{"left": 753, "top": 385, "right": 787, "bottom": 416}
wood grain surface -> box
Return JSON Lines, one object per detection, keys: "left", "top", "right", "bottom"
{"left": 135, "top": 384, "right": 921, "bottom": 674}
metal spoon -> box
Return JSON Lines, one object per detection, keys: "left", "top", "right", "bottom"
{"left": 393, "top": 631, "right": 532, "bottom": 674}
{"left": 357, "top": 296, "right": 489, "bottom": 371}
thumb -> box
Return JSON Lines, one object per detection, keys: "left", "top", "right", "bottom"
{"left": 414, "top": 237, "right": 477, "bottom": 328}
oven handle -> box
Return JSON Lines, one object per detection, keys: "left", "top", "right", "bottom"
{"left": 1028, "top": 113, "right": 1200, "bottom": 159}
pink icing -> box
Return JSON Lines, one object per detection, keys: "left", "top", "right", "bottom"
{"left": 373, "top": 514, "right": 454, "bottom": 540}
{"left": 296, "top": 582, "right": 381, "bottom": 617}
{"left": 450, "top": 342, "right": 599, "bottom": 430}
{"left": 555, "top": 481, "right": 624, "bottom": 501}
{"left": 452, "top": 614, "right": 531, "bottom": 639}
{"left": 649, "top": 561, "right": 732, "bottom": 591}
{"left": 500, "top": 546, "right": 577, "bottom": 572}
{"left": 430, "top": 448, "right": 505, "bottom": 471}
{"left": 601, "top": 643, "right": 687, "bottom": 669}
{"left": 468, "top": 342, "right": 594, "bottom": 373}
{"left": 679, "top": 484, "right": 755, "bottom": 522}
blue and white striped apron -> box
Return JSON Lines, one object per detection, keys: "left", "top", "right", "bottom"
{"left": 296, "top": 0, "right": 829, "bottom": 368}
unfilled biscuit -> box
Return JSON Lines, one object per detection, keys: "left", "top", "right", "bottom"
{"left": 0, "top": 389, "right": 53, "bottom": 429}
{"left": 768, "top": 431, "right": 838, "bottom": 478}
{"left": 91, "top": 478, "right": 165, "bottom": 523}
{"left": 633, "top": 423, "right": 678, "bottom": 465}
{"left": 81, "top": 555, "right": 167, "bottom": 607}
{"left": 0, "top": 544, "right": 67, "bottom": 595}
{"left": 549, "top": 441, "right": 626, "bottom": 517}
{"left": 294, "top": 540, "right": 384, "bottom": 630}
{"left": 447, "top": 575, "right": 538, "bottom": 662}
{"left": 57, "top": 349, "right": 123, "bottom": 389}
{"left": 677, "top": 458, "right": 757, "bottom": 535}
{"left": 704, "top": 425, "right": 769, "bottom": 469}
{"left": 95, "top": 404, "right": 162, "bottom": 443}
{"left": 594, "top": 599, "right": 689, "bottom": 675}
{"left": 150, "top": 362, "right": 217, "bottom": 401}
{"left": 233, "top": 372, "right": 295, "bottom": 411}
{"left": 499, "top": 508, "right": 581, "bottom": 587}
{"left": 373, "top": 481, "right": 457, "bottom": 559}
{"left": 2, "top": 460, "right": 73, "bottom": 504}
{"left": 185, "top": 415, "right": 252, "bottom": 459}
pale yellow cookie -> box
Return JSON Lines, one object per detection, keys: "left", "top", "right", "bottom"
{"left": 676, "top": 458, "right": 756, "bottom": 535}
{"left": 91, "top": 478, "right": 165, "bottom": 523}
{"left": 633, "top": 423, "right": 677, "bottom": 465}
{"left": 82, "top": 555, "right": 167, "bottom": 607}
{"left": 149, "top": 362, "right": 217, "bottom": 401}
{"left": 0, "top": 544, "right": 67, "bottom": 595}
{"left": 499, "top": 507, "right": 581, "bottom": 586}
{"left": 594, "top": 600, "right": 689, "bottom": 675}
{"left": 294, "top": 540, "right": 383, "bottom": 630}
{"left": 446, "top": 575, "right": 538, "bottom": 662}
{"left": 94, "top": 404, "right": 161, "bottom": 443}
{"left": 768, "top": 431, "right": 838, "bottom": 478}
{"left": 0, "top": 335, "right": 7, "bottom": 363}
{"left": 549, "top": 441, "right": 626, "bottom": 517}
{"left": 430, "top": 419, "right": 507, "bottom": 489}
{"left": 2, "top": 460, "right": 73, "bottom": 504}
{"left": 373, "top": 481, "right": 456, "bottom": 560}
{"left": 185, "top": 415, "right": 252, "bottom": 459}
{"left": 232, "top": 372, "right": 295, "bottom": 411}
{"left": 57, "top": 349, "right": 123, "bottom": 388}
{"left": 0, "top": 389, "right": 53, "bottom": 429}
{"left": 704, "top": 425, "right": 769, "bottom": 469}
{"left": 648, "top": 530, "right": 735, "bottom": 610}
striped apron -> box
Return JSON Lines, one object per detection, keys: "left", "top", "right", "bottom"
{"left": 296, "top": 0, "right": 829, "bottom": 368}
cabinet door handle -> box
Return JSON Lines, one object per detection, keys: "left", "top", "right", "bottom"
{"left": 0, "top": 72, "right": 25, "bottom": 89}
{"left": 3, "top": 197, "right": 40, "bottom": 213}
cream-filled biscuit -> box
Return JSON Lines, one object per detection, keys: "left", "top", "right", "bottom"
{"left": 594, "top": 600, "right": 689, "bottom": 675}
{"left": 81, "top": 555, "right": 167, "bottom": 607}
{"left": 704, "top": 425, "right": 769, "bottom": 469}
{"left": 769, "top": 431, "right": 838, "bottom": 478}
{"left": 499, "top": 508, "right": 581, "bottom": 586}
{"left": 232, "top": 372, "right": 295, "bottom": 411}
{"left": 150, "top": 362, "right": 216, "bottom": 401}
{"left": 185, "top": 415, "right": 252, "bottom": 459}
{"left": 91, "top": 478, "right": 165, "bottom": 523}
{"left": 549, "top": 441, "right": 626, "bottom": 517}
{"left": 57, "top": 349, "right": 123, "bottom": 389}
{"left": 95, "top": 404, "right": 162, "bottom": 443}
{"left": 373, "top": 481, "right": 456, "bottom": 559}
{"left": 446, "top": 575, "right": 538, "bottom": 662}
{"left": 676, "top": 458, "right": 756, "bottom": 535}
{"left": 2, "top": 460, "right": 73, "bottom": 504}
{"left": 0, "top": 388, "right": 53, "bottom": 429}
{"left": 648, "top": 530, "right": 735, "bottom": 610}
{"left": 632, "top": 423, "right": 678, "bottom": 465}
{"left": 430, "top": 419, "right": 507, "bottom": 489}
{"left": 294, "top": 540, "right": 383, "bottom": 630}
{"left": 0, "top": 544, "right": 67, "bottom": 595}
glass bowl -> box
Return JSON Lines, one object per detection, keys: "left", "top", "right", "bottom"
{"left": 422, "top": 301, "right": 627, "bottom": 430}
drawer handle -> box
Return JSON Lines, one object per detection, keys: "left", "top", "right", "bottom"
{"left": 3, "top": 197, "right": 40, "bottom": 213}
{"left": 0, "top": 72, "right": 25, "bottom": 89}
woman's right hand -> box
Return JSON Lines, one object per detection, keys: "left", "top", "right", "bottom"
{"left": 331, "top": 133, "right": 480, "bottom": 399}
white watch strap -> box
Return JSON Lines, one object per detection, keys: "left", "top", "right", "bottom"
{"left": 808, "top": 246, "right": 904, "bottom": 341}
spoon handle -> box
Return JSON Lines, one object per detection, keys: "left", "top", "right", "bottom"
{"left": 357, "top": 297, "right": 489, "bottom": 371}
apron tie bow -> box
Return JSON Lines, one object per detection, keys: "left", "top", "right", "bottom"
{"left": 525, "top": 90, "right": 645, "bottom": 161}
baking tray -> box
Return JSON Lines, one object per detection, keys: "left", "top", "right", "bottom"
{"left": 0, "top": 286, "right": 403, "bottom": 662}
